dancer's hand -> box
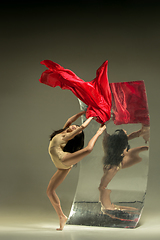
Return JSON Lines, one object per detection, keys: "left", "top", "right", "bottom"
{"left": 97, "top": 124, "right": 106, "bottom": 135}
{"left": 140, "top": 125, "right": 150, "bottom": 143}
{"left": 93, "top": 116, "right": 97, "bottom": 120}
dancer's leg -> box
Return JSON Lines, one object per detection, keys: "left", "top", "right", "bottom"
{"left": 122, "top": 146, "right": 149, "bottom": 169}
{"left": 100, "top": 189, "right": 115, "bottom": 210}
{"left": 46, "top": 168, "right": 71, "bottom": 230}
{"left": 99, "top": 167, "right": 118, "bottom": 209}
{"left": 99, "top": 147, "right": 148, "bottom": 212}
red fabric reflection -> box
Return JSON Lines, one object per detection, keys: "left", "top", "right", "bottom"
{"left": 39, "top": 60, "right": 150, "bottom": 125}
{"left": 110, "top": 81, "right": 150, "bottom": 125}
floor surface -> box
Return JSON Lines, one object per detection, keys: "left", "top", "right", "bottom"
{"left": 0, "top": 209, "right": 159, "bottom": 240}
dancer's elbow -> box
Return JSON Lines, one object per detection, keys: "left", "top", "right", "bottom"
{"left": 85, "top": 145, "right": 93, "bottom": 153}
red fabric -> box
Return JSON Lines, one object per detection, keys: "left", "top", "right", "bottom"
{"left": 39, "top": 60, "right": 112, "bottom": 123}
{"left": 110, "top": 81, "right": 150, "bottom": 125}
{"left": 39, "top": 60, "right": 150, "bottom": 125}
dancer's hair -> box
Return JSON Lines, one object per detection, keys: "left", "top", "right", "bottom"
{"left": 50, "top": 126, "right": 84, "bottom": 153}
{"left": 103, "top": 129, "right": 130, "bottom": 169}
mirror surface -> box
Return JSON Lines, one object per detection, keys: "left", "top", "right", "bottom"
{"left": 67, "top": 81, "right": 150, "bottom": 228}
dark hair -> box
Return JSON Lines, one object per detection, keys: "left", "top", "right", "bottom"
{"left": 50, "top": 128, "right": 67, "bottom": 141}
{"left": 103, "top": 129, "right": 130, "bottom": 168}
{"left": 49, "top": 126, "right": 84, "bottom": 153}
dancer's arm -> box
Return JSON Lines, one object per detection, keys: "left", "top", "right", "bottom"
{"left": 63, "top": 111, "right": 86, "bottom": 129}
{"left": 140, "top": 125, "right": 150, "bottom": 143}
{"left": 87, "top": 124, "right": 106, "bottom": 152}
{"left": 62, "top": 124, "right": 106, "bottom": 166}
{"left": 62, "top": 117, "right": 93, "bottom": 142}
{"left": 127, "top": 124, "right": 150, "bottom": 142}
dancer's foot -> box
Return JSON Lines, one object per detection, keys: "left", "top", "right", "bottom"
{"left": 101, "top": 203, "right": 116, "bottom": 213}
{"left": 114, "top": 204, "right": 138, "bottom": 212}
{"left": 56, "top": 215, "right": 68, "bottom": 231}
{"left": 101, "top": 203, "right": 138, "bottom": 214}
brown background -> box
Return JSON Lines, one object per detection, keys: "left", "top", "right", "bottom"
{"left": 0, "top": 1, "right": 160, "bottom": 239}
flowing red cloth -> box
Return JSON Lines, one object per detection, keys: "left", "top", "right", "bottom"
{"left": 39, "top": 60, "right": 112, "bottom": 123}
{"left": 110, "top": 81, "right": 150, "bottom": 125}
{"left": 39, "top": 60, "right": 150, "bottom": 125}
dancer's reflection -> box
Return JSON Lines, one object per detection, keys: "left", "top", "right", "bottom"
{"left": 47, "top": 111, "right": 106, "bottom": 230}
{"left": 99, "top": 123, "right": 150, "bottom": 213}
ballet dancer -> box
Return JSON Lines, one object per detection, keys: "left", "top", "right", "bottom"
{"left": 99, "top": 122, "right": 150, "bottom": 212}
{"left": 46, "top": 111, "right": 106, "bottom": 230}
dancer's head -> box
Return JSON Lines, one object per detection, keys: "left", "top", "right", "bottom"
{"left": 103, "top": 129, "right": 130, "bottom": 168}
{"left": 50, "top": 125, "right": 84, "bottom": 153}
{"left": 113, "top": 129, "right": 130, "bottom": 152}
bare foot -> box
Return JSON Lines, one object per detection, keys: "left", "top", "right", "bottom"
{"left": 56, "top": 215, "right": 68, "bottom": 231}
{"left": 101, "top": 203, "right": 116, "bottom": 212}
{"left": 100, "top": 188, "right": 138, "bottom": 213}
{"left": 114, "top": 204, "right": 138, "bottom": 212}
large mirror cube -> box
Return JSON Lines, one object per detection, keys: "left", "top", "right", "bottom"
{"left": 67, "top": 81, "right": 150, "bottom": 229}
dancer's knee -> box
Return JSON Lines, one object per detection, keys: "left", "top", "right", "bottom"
{"left": 46, "top": 185, "right": 55, "bottom": 197}
{"left": 98, "top": 184, "right": 106, "bottom": 191}
{"left": 46, "top": 187, "right": 51, "bottom": 197}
